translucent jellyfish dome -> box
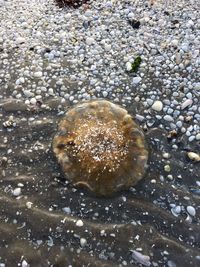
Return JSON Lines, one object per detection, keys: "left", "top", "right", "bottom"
{"left": 52, "top": 100, "right": 148, "bottom": 196}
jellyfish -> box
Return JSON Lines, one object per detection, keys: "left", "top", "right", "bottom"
{"left": 52, "top": 100, "right": 148, "bottom": 196}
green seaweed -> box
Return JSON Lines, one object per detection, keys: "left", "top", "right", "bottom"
{"left": 130, "top": 56, "right": 142, "bottom": 73}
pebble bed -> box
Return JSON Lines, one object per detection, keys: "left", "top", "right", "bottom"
{"left": 0, "top": 0, "right": 200, "bottom": 141}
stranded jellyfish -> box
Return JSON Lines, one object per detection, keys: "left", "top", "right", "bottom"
{"left": 52, "top": 100, "right": 148, "bottom": 196}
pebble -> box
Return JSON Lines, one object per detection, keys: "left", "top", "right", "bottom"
{"left": 186, "top": 206, "right": 196, "bottom": 217}
{"left": 171, "top": 205, "right": 181, "bottom": 217}
{"left": 181, "top": 99, "right": 193, "bottom": 110}
{"left": 164, "top": 165, "right": 171, "bottom": 172}
{"left": 76, "top": 219, "right": 84, "bottom": 227}
{"left": 151, "top": 100, "right": 163, "bottom": 112}
{"left": 21, "top": 260, "right": 29, "bottom": 267}
{"left": 30, "top": 98, "right": 37, "bottom": 105}
{"left": 163, "top": 115, "right": 174, "bottom": 122}
{"left": 26, "top": 202, "right": 33, "bottom": 209}
{"left": 187, "top": 152, "right": 200, "bottom": 162}
{"left": 23, "top": 90, "right": 34, "bottom": 98}
{"left": 33, "top": 71, "right": 43, "bottom": 78}
{"left": 86, "top": 37, "right": 95, "bottom": 45}
{"left": 163, "top": 153, "right": 170, "bottom": 159}
{"left": 126, "top": 62, "right": 132, "bottom": 71}
{"left": 105, "top": 44, "right": 111, "bottom": 51}
{"left": 132, "top": 77, "right": 142, "bottom": 84}
{"left": 102, "top": 91, "right": 108, "bottom": 98}
{"left": 62, "top": 207, "right": 71, "bottom": 214}
{"left": 16, "top": 37, "right": 25, "bottom": 44}
{"left": 80, "top": 238, "right": 87, "bottom": 247}
{"left": 196, "top": 133, "right": 200, "bottom": 140}
{"left": 12, "top": 187, "right": 21, "bottom": 197}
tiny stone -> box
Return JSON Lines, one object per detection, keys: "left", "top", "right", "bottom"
{"left": 102, "top": 91, "right": 108, "bottom": 98}
{"left": 126, "top": 62, "right": 132, "bottom": 71}
{"left": 12, "top": 187, "right": 21, "bottom": 197}
{"left": 186, "top": 206, "right": 196, "bottom": 217}
{"left": 76, "top": 219, "right": 84, "bottom": 227}
{"left": 163, "top": 153, "right": 170, "bottom": 159}
{"left": 86, "top": 37, "right": 95, "bottom": 45}
{"left": 16, "top": 37, "right": 25, "bottom": 44}
{"left": 181, "top": 99, "right": 193, "bottom": 110}
{"left": 187, "top": 152, "right": 200, "bottom": 162}
{"left": 164, "top": 165, "right": 171, "bottom": 172}
{"left": 196, "top": 133, "right": 200, "bottom": 140}
{"left": 105, "top": 44, "right": 111, "bottom": 51}
{"left": 163, "top": 115, "right": 174, "bottom": 122}
{"left": 30, "top": 98, "right": 37, "bottom": 105}
{"left": 62, "top": 207, "right": 71, "bottom": 214}
{"left": 132, "top": 77, "right": 142, "bottom": 84}
{"left": 33, "top": 71, "right": 43, "bottom": 78}
{"left": 80, "top": 238, "right": 87, "bottom": 247}
{"left": 151, "top": 100, "right": 163, "bottom": 112}
{"left": 26, "top": 202, "right": 33, "bottom": 209}
{"left": 21, "top": 260, "right": 29, "bottom": 267}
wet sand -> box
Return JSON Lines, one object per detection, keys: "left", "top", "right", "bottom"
{"left": 0, "top": 97, "right": 200, "bottom": 266}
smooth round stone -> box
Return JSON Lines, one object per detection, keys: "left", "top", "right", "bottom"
{"left": 80, "top": 238, "right": 87, "bottom": 247}
{"left": 163, "top": 115, "right": 174, "bottom": 122}
{"left": 30, "top": 98, "right": 37, "bottom": 105}
{"left": 12, "top": 188, "right": 21, "bottom": 197}
{"left": 102, "top": 91, "right": 108, "bottom": 97}
{"left": 105, "top": 44, "right": 112, "bottom": 51}
{"left": 186, "top": 206, "right": 196, "bottom": 217}
{"left": 76, "top": 219, "right": 84, "bottom": 227}
{"left": 33, "top": 71, "right": 43, "bottom": 78}
{"left": 196, "top": 133, "right": 200, "bottom": 140}
{"left": 53, "top": 100, "right": 148, "bottom": 196}
{"left": 16, "top": 37, "right": 25, "bottom": 44}
{"left": 86, "top": 37, "right": 95, "bottom": 45}
{"left": 151, "top": 100, "right": 163, "bottom": 112}
{"left": 187, "top": 152, "right": 200, "bottom": 162}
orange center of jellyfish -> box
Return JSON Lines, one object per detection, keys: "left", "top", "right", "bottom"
{"left": 70, "top": 119, "right": 129, "bottom": 174}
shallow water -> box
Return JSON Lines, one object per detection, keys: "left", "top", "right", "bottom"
{"left": 0, "top": 97, "right": 200, "bottom": 266}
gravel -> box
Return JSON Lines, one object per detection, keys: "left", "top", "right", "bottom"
{"left": 0, "top": 0, "right": 199, "bottom": 146}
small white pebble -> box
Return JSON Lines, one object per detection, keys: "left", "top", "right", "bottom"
{"left": 62, "top": 207, "right": 71, "bottom": 214}
{"left": 26, "top": 202, "right": 33, "bottom": 209}
{"left": 163, "top": 153, "right": 170, "bottom": 159}
{"left": 102, "top": 91, "right": 108, "bottom": 98}
{"left": 80, "top": 238, "right": 87, "bottom": 247}
{"left": 30, "top": 98, "right": 37, "bottom": 105}
{"left": 76, "top": 219, "right": 84, "bottom": 227}
{"left": 151, "top": 100, "right": 163, "bottom": 112}
{"left": 86, "top": 37, "right": 95, "bottom": 45}
{"left": 12, "top": 188, "right": 21, "bottom": 197}
{"left": 132, "top": 77, "right": 142, "bottom": 84}
{"left": 181, "top": 99, "right": 193, "bottom": 110}
{"left": 16, "top": 37, "right": 25, "bottom": 44}
{"left": 105, "top": 44, "right": 111, "bottom": 51}
{"left": 33, "top": 71, "right": 43, "bottom": 78}
{"left": 21, "top": 259, "right": 29, "bottom": 267}
{"left": 187, "top": 152, "right": 200, "bottom": 162}
{"left": 163, "top": 115, "right": 174, "bottom": 122}
{"left": 126, "top": 62, "right": 132, "bottom": 71}
{"left": 186, "top": 206, "right": 196, "bottom": 217}
{"left": 196, "top": 133, "right": 200, "bottom": 140}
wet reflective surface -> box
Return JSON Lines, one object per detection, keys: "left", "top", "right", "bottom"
{"left": 0, "top": 98, "right": 200, "bottom": 266}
